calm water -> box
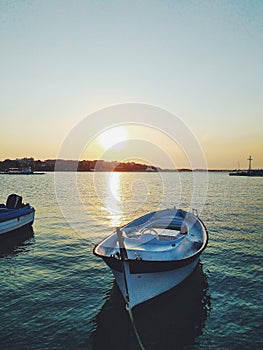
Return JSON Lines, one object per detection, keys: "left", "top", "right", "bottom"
{"left": 0, "top": 172, "right": 262, "bottom": 349}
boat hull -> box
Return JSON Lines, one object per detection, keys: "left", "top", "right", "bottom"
{"left": 0, "top": 211, "right": 35, "bottom": 235}
{"left": 112, "top": 257, "right": 199, "bottom": 309}
{"left": 94, "top": 208, "right": 208, "bottom": 309}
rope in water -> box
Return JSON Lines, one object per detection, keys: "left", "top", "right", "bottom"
{"left": 126, "top": 304, "right": 145, "bottom": 350}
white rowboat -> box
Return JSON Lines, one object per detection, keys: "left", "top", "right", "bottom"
{"left": 94, "top": 208, "right": 208, "bottom": 309}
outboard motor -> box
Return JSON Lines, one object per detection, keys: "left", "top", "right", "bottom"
{"left": 6, "top": 194, "right": 23, "bottom": 209}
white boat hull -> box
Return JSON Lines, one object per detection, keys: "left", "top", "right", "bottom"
{"left": 112, "top": 257, "right": 199, "bottom": 309}
{"left": 0, "top": 212, "right": 35, "bottom": 235}
{"left": 94, "top": 208, "right": 208, "bottom": 309}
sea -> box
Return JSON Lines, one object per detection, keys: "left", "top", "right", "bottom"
{"left": 0, "top": 172, "right": 262, "bottom": 350}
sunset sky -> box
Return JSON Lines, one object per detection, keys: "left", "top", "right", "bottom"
{"left": 0, "top": 0, "right": 262, "bottom": 169}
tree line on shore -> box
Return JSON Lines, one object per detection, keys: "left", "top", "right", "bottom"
{"left": 0, "top": 158, "right": 160, "bottom": 172}
{"left": 0, "top": 158, "right": 228, "bottom": 172}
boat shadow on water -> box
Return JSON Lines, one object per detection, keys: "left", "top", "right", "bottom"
{"left": 92, "top": 262, "right": 211, "bottom": 350}
{"left": 0, "top": 225, "right": 35, "bottom": 257}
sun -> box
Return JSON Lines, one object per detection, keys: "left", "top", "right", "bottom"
{"left": 98, "top": 126, "right": 128, "bottom": 150}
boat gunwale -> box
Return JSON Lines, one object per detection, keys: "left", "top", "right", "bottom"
{"left": 93, "top": 212, "right": 208, "bottom": 268}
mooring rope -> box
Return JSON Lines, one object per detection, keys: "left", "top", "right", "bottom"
{"left": 126, "top": 304, "right": 145, "bottom": 350}
{"left": 116, "top": 227, "right": 145, "bottom": 349}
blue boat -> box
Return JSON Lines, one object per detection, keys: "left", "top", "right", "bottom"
{"left": 0, "top": 194, "right": 35, "bottom": 236}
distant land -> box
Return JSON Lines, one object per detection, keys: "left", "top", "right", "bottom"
{"left": 0, "top": 157, "right": 230, "bottom": 172}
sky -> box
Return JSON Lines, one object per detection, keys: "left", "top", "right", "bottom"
{"left": 0, "top": 0, "right": 262, "bottom": 169}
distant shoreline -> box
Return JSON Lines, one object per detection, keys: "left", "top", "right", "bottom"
{"left": 0, "top": 158, "right": 242, "bottom": 173}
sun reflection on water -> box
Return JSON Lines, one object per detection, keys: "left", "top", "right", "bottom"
{"left": 104, "top": 172, "right": 123, "bottom": 227}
